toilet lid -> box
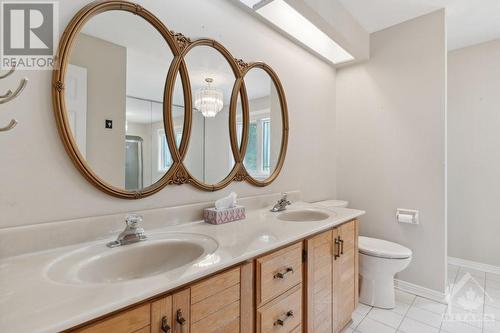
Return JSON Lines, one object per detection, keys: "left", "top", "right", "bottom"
{"left": 359, "top": 236, "right": 412, "bottom": 259}
{"left": 314, "top": 200, "right": 349, "bottom": 208}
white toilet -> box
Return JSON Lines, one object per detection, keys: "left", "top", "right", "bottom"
{"left": 314, "top": 199, "right": 413, "bottom": 309}
{"left": 358, "top": 236, "right": 412, "bottom": 308}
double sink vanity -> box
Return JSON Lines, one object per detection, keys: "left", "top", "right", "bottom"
{"left": 0, "top": 200, "right": 364, "bottom": 333}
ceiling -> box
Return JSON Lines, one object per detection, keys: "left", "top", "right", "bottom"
{"left": 338, "top": 0, "right": 500, "bottom": 50}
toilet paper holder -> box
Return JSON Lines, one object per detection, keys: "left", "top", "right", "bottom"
{"left": 396, "top": 209, "right": 419, "bottom": 224}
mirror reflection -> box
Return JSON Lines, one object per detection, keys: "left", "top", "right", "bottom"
{"left": 65, "top": 10, "right": 176, "bottom": 191}
{"left": 182, "top": 45, "right": 236, "bottom": 185}
{"left": 242, "top": 67, "right": 283, "bottom": 180}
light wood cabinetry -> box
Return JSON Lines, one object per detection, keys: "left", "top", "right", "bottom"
{"left": 334, "top": 220, "right": 359, "bottom": 332}
{"left": 256, "top": 242, "right": 303, "bottom": 308}
{"left": 256, "top": 242, "right": 303, "bottom": 333}
{"left": 305, "top": 230, "right": 334, "bottom": 333}
{"left": 191, "top": 267, "right": 241, "bottom": 333}
{"left": 75, "top": 303, "right": 150, "bottom": 333}
{"left": 71, "top": 219, "right": 359, "bottom": 333}
{"left": 257, "top": 284, "right": 302, "bottom": 333}
{"left": 151, "top": 295, "right": 172, "bottom": 333}
{"left": 305, "top": 219, "right": 359, "bottom": 333}
{"left": 149, "top": 289, "right": 190, "bottom": 333}
{"left": 172, "top": 289, "right": 190, "bottom": 333}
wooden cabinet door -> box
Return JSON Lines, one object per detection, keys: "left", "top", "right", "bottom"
{"left": 305, "top": 230, "right": 334, "bottom": 333}
{"left": 172, "top": 289, "right": 191, "bottom": 333}
{"left": 334, "top": 220, "right": 359, "bottom": 333}
{"left": 151, "top": 296, "right": 173, "bottom": 333}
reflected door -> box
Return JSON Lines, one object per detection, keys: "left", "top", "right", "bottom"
{"left": 66, "top": 64, "right": 88, "bottom": 157}
{"left": 125, "top": 136, "right": 143, "bottom": 190}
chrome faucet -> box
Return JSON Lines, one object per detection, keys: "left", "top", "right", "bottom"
{"left": 107, "top": 214, "right": 147, "bottom": 248}
{"left": 271, "top": 193, "right": 291, "bottom": 212}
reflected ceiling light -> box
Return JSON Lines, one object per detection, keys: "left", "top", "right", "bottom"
{"left": 239, "top": 0, "right": 354, "bottom": 65}
{"left": 194, "top": 78, "right": 224, "bottom": 118}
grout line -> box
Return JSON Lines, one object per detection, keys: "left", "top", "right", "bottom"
{"left": 351, "top": 304, "right": 373, "bottom": 331}
{"left": 395, "top": 294, "right": 416, "bottom": 332}
{"left": 443, "top": 265, "right": 487, "bottom": 333}
{"left": 440, "top": 265, "right": 461, "bottom": 332}
{"left": 353, "top": 265, "right": 495, "bottom": 333}
{"left": 481, "top": 269, "right": 486, "bottom": 333}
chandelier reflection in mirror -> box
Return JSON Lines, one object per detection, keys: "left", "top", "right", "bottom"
{"left": 194, "top": 78, "right": 224, "bottom": 117}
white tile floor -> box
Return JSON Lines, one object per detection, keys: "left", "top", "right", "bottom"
{"left": 345, "top": 264, "right": 500, "bottom": 333}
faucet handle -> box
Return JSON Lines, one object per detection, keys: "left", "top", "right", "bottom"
{"left": 125, "top": 214, "right": 143, "bottom": 228}
{"left": 281, "top": 192, "right": 288, "bottom": 200}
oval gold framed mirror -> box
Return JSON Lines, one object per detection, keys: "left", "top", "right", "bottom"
{"left": 165, "top": 39, "right": 249, "bottom": 191}
{"left": 54, "top": 1, "right": 289, "bottom": 198}
{"left": 236, "top": 63, "right": 289, "bottom": 186}
{"left": 52, "top": 1, "right": 189, "bottom": 199}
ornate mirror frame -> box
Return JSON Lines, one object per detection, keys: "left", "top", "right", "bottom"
{"left": 53, "top": 0, "right": 289, "bottom": 199}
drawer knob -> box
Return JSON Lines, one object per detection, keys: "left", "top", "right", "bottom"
{"left": 274, "top": 310, "right": 294, "bottom": 326}
{"left": 274, "top": 267, "right": 294, "bottom": 279}
{"left": 176, "top": 309, "right": 186, "bottom": 326}
{"left": 161, "top": 316, "right": 171, "bottom": 333}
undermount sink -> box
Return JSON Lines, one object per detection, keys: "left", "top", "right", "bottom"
{"left": 277, "top": 209, "right": 332, "bottom": 222}
{"left": 47, "top": 233, "right": 218, "bottom": 284}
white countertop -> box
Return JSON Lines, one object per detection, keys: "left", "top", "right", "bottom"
{"left": 0, "top": 202, "right": 364, "bottom": 333}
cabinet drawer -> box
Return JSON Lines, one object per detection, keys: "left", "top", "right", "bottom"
{"left": 133, "top": 326, "right": 150, "bottom": 333}
{"left": 256, "top": 242, "right": 302, "bottom": 307}
{"left": 191, "top": 267, "right": 240, "bottom": 304}
{"left": 76, "top": 304, "right": 150, "bottom": 333}
{"left": 191, "top": 267, "right": 241, "bottom": 333}
{"left": 257, "top": 284, "right": 302, "bottom": 333}
{"left": 191, "top": 300, "right": 240, "bottom": 333}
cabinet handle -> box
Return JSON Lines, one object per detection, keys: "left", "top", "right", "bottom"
{"left": 274, "top": 310, "right": 294, "bottom": 326}
{"left": 339, "top": 237, "right": 344, "bottom": 255}
{"left": 161, "top": 316, "right": 171, "bottom": 333}
{"left": 176, "top": 309, "right": 186, "bottom": 326}
{"left": 274, "top": 267, "right": 294, "bottom": 279}
{"left": 334, "top": 237, "right": 340, "bottom": 260}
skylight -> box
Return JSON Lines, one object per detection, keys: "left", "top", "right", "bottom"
{"left": 239, "top": 0, "right": 354, "bottom": 65}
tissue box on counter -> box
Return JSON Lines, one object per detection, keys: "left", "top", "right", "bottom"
{"left": 203, "top": 205, "right": 246, "bottom": 225}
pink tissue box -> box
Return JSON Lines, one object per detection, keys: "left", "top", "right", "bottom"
{"left": 203, "top": 205, "right": 246, "bottom": 225}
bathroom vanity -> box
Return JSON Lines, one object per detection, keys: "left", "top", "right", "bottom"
{"left": 68, "top": 219, "right": 358, "bottom": 333}
{"left": 0, "top": 201, "right": 364, "bottom": 333}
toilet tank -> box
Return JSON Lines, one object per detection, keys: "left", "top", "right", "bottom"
{"left": 313, "top": 199, "right": 349, "bottom": 208}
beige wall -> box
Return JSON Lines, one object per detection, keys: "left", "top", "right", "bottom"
{"left": 204, "top": 106, "right": 234, "bottom": 184}
{"left": 0, "top": 0, "right": 336, "bottom": 228}
{"left": 336, "top": 10, "right": 447, "bottom": 292}
{"left": 70, "top": 33, "right": 127, "bottom": 188}
{"left": 184, "top": 111, "right": 204, "bottom": 181}
{"left": 448, "top": 39, "right": 500, "bottom": 267}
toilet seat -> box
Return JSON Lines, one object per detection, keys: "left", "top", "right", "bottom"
{"left": 359, "top": 236, "right": 412, "bottom": 259}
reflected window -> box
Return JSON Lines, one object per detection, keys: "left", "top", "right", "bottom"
{"left": 159, "top": 129, "right": 182, "bottom": 171}
{"left": 262, "top": 119, "right": 271, "bottom": 174}
{"left": 237, "top": 114, "right": 271, "bottom": 178}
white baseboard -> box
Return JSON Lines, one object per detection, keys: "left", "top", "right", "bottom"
{"left": 448, "top": 256, "right": 500, "bottom": 275}
{"left": 394, "top": 279, "right": 448, "bottom": 304}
